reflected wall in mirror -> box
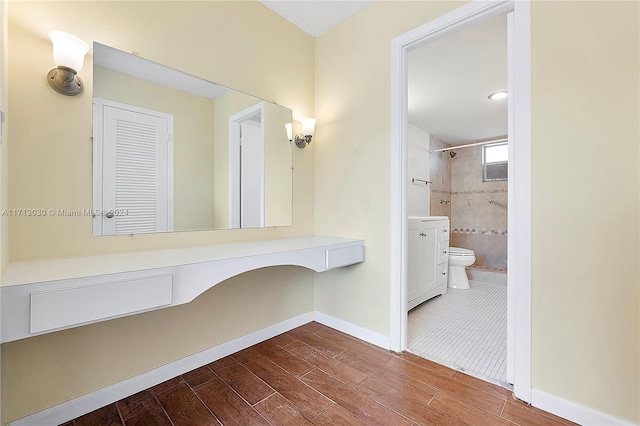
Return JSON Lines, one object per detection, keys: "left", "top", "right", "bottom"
{"left": 92, "top": 42, "right": 293, "bottom": 236}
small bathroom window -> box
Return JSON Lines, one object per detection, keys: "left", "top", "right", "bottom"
{"left": 483, "top": 142, "right": 508, "bottom": 181}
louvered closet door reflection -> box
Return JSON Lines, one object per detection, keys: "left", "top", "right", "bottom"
{"left": 102, "top": 105, "right": 170, "bottom": 235}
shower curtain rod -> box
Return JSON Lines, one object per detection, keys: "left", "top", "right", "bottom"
{"left": 429, "top": 136, "right": 508, "bottom": 153}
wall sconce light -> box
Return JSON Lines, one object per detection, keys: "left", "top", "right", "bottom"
{"left": 47, "top": 31, "right": 89, "bottom": 96}
{"left": 284, "top": 118, "right": 316, "bottom": 148}
{"left": 295, "top": 118, "right": 316, "bottom": 148}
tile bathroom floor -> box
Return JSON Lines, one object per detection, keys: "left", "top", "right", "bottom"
{"left": 64, "top": 321, "right": 577, "bottom": 425}
{"left": 408, "top": 280, "right": 508, "bottom": 384}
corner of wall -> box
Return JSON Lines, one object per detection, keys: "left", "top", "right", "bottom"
{"left": 0, "top": 0, "right": 8, "bottom": 424}
{"left": 0, "top": 0, "right": 7, "bottom": 273}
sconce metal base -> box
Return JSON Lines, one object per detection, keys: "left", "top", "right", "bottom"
{"left": 294, "top": 133, "right": 312, "bottom": 149}
{"left": 47, "top": 66, "right": 83, "bottom": 96}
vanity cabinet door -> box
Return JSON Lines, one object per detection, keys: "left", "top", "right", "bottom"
{"left": 408, "top": 220, "right": 439, "bottom": 310}
{"left": 419, "top": 221, "right": 439, "bottom": 296}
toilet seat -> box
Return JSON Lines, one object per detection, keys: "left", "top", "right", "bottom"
{"left": 449, "top": 247, "right": 474, "bottom": 256}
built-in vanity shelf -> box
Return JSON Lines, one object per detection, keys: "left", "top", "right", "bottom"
{"left": 1, "top": 236, "right": 364, "bottom": 343}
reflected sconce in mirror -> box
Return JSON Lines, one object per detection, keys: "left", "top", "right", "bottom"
{"left": 286, "top": 118, "right": 316, "bottom": 149}
{"left": 47, "top": 31, "right": 89, "bottom": 96}
{"left": 285, "top": 122, "right": 293, "bottom": 143}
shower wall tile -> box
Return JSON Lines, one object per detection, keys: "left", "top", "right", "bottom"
{"left": 451, "top": 233, "right": 507, "bottom": 270}
{"left": 428, "top": 139, "right": 507, "bottom": 269}
{"left": 449, "top": 145, "right": 507, "bottom": 269}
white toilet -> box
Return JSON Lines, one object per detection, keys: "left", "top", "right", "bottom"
{"left": 448, "top": 247, "right": 476, "bottom": 289}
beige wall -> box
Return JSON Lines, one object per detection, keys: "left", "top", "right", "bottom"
{"left": 530, "top": 1, "right": 638, "bottom": 422}
{"left": 0, "top": 0, "right": 7, "bottom": 423}
{"left": 314, "top": 1, "right": 638, "bottom": 423}
{"left": 3, "top": 1, "right": 314, "bottom": 423}
{"left": 94, "top": 66, "right": 217, "bottom": 231}
{"left": 0, "top": 0, "right": 6, "bottom": 275}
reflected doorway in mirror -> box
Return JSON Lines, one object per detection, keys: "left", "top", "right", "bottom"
{"left": 229, "top": 103, "right": 265, "bottom": 229}
{"left": 92, "top": 98, "right": 174, "bottom": 236}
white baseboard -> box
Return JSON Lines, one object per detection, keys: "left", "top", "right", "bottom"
{"left": 313, "top": 311, "right": 391, "bottom": 350}
{"left": 9, "top": 313, "right": 313, "bottom": 426}
{"left": 531, "top": 388, "right": 637, "bottom": 426}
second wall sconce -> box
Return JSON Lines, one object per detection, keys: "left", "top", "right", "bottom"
{"left": 285, "top": 118, "right": 316, "bottom": 149}
{"left": 47, "top": 31, "right": 89, "bottom": 96}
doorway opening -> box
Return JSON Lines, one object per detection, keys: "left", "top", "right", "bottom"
{"left": 390, "top": 0, "right": 532, "bottom": 402}
{"left": 406, "top": 12, "right": 510, "bottom": 387}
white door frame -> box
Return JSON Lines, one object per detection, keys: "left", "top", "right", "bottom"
{"left": 389, "top": 0, "right": 531, "bottom": 402}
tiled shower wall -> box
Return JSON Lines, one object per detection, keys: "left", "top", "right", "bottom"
{"left": 429, "top": 141, "right": 508, "bottom": 270}
{"left": 429, "top": 136, "right": 452, "bottom": 218}
{"left": 450, "top": 145, "right": 507, "bottom": 270}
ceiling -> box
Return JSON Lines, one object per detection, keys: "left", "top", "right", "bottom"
{"left": 259, "top": 1, "right": 372, "bottom": 37}
{"left": 261, "top": 2, "right": 507, "bottom": 146}
{"left": 408, "top": 13, "right": 508, "bottom": 144}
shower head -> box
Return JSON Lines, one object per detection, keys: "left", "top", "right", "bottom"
{"left": 449, "top": 151, "right": 457, "bottom": 158}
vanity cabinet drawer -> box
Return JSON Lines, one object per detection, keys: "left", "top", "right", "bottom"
{"left": 438, "top": 243, "right": 450, "bottom": 264}
{"left": 438, "top": 223, "right": 450, "bottom": 241}
{"left": 437, "top": 262, "right": 448, "bottom": 282}
{"left": 325, "top": 245, "right": 364, "bottom": 269}
{"left": 30, "top": 274, "right": 173, "bottom": 334}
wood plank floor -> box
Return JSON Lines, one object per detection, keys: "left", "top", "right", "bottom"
{"left": 64, "top": 322, "right": 576, "bottom": 425}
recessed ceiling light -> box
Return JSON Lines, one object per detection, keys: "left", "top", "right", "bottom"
{"left": 488, "top": 91, "right": 508, "bottom": 100}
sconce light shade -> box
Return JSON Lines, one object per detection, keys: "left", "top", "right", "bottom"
{"left": 285, "top": 123, "right": 293, "bottom": 142}
{"left": 294, "top": 117, "right": 316, "bottom": 149}
{"left": 47, "top": 31, "right": 89, "bottom": 96}
{"left": 50, "top": 31, "right": 89, "bottom": 71}
{"left": 300, "top": 118, "right": 316, "bottom": 137}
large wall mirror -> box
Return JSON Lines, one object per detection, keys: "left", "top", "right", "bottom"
{"left": 92, "top": 43, "right": 293, "bottom": 236}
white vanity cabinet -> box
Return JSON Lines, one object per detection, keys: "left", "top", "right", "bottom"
{"left": 408, "top": 217, "right": 450, "bottom": 311}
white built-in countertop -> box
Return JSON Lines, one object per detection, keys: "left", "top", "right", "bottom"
{"left": 1, "top": 236, "right": 364, "bottom": 343}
